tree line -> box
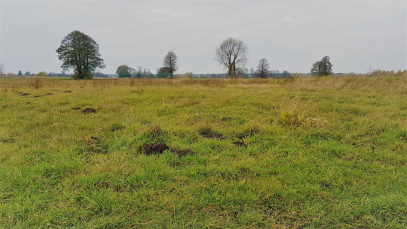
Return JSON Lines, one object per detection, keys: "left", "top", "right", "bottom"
{"left": 55, "top": 30, "right": 332, "bottom": 79}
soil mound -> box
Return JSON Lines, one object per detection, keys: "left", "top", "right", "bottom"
{"left": 141, "top": 143, "right": 169, "bottom": 155}
{"left": 233, "top": 140, "right": 247, "bottom": 147}
{"left": 199, "top": 129, "right": 224, "bottom": 139}
{"left": 83, "top": 108, "right": 97, "bottom": 114}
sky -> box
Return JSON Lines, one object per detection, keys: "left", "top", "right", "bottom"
{"left": 0, "top": 0, "right": 406, "bottom": 74}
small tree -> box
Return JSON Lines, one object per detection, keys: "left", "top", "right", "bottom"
{"left": 255, "top": 58, "right": 270, "bottom": 78}
{"left": 0, "top": 64, "right": 4, "bottom": 77}
{"left": 116, "top": 65, "right": 133, "bottom": 78}
{"left": 24, "top": 71, "right": 31, "bottom": 76}
{"left": 163, "top": 51, "right": 178, "bottom": 78}
{"left": 18, "top": 70, "right": 23, "bottom": 76}
{"left": 216, "top": 38, "right": 248, "bottom": 78}
{"left": 56, "top": 30, "right": 105, "bottom": 79}
{"left": 311, "top": 56, "right": 333, "bottom": 76}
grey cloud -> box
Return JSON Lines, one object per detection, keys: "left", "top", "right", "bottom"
{"left": 1, "top": 0, "right": 406, "bottom": 74}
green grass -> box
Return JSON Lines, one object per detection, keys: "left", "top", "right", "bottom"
{"left": 0, "top": 76, "right": 407, "bottom": 228}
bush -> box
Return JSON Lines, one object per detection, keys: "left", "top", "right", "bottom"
{"left": 280, "top": 111, "right": 303, "bottom": 127}
{"left": 37, "top": 72, "right": 48, "bottom": 77}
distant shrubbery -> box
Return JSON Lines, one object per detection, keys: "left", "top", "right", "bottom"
{"left": 37, "top": 72, "right": 48, "bottom": 77}
{"left": 370, "top": 70, "right": 406, "bottom": 77}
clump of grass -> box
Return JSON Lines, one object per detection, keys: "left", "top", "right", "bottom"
{"left": 198, "top": 126, "right": 224, "bottom": 139}
{"left": 129, "top": 78, "right": 135, "bottom": 86}
{"left": 243, "top": 121, "right": 264, "bottom": 136}
{"left": 109, "top": 123, "right": 125, "bottom": 132}
{"left": 280, "top": 110, "right": 304, "bottom": 127}
{"left": 303, "top": 117, "right": 328, "bottom": 128}
{"left": 280, "top": 110, "right": 328, "bottom": 128}
{"left": 30, "top": 77, "right": 42, "bottom": 89}
{"left": 83, "top": 135, "right": 108, "bottom": 153}
{"left": 144, "top": 124, "right": 165, "bottom": 138}
{"left": 396, "top": 130, "right": 407, "bottom": 142}
{"left": 76, "top": 190, "right": 113, "bottom": 216}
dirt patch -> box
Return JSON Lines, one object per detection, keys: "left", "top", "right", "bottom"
{"left": 170, "top": 148, "right": 195, "bottom": 157}
{"left": 33, "top": 95, "right": 42, "bottom": 98}
{"left": 19, "top": 92, "right": 29, "bottom": 96}
{"left": 233, "top": 140, "right": 247, "bottom": 147}
{"left": 141, "top": 143, "right": 169, "bottom": 155}
{"left": 141, "top": 143, "right": 195, "bottom": 157}
{"left": 237, "top": 130, "right": 260, "bottom": 140}
{"left": 64, "top": 90, "right": 72, "bottom": 93}
{"left": 45, "top": 93, "right": 53, "bottom": 96}
{"left": 198, "top": 128, "right": 224, "bottom": 139}
{"left": 83, "top": 108, "right": 97, "bottom": 114}
{"left": 221, "top": 117, "right": 233, "bottom": 122}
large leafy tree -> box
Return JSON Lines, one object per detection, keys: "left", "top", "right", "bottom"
{"left": 116, "top": 65, "right": 135, "bottom": 78}
{"left": 311, "top": 56, "right": 333, "bottom": 76}
{"left": 56, "top": 30, "right": 104, "bottom": 79}
{"left": 216, "top": 38, "right": 248, "bottom": 78}
{"left": 163, "top": 51, "right": 178, "bottom": 78}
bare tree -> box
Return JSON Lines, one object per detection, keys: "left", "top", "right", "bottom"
{"left": 215, "top": 38, "right": 248, "bottom": 78}
{"left": 163, "top": 51, "right": 178, "bottom": 78}
{"left": 255, "top": 58, "right": 270, "bottom": 78}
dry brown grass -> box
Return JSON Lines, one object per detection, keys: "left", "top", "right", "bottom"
{"left": 1, "top": 75, "right": 406, "bottom": 94}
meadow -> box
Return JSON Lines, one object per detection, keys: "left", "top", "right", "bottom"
{"left": 0, "top": 76, "right": 407, "bottom": 228}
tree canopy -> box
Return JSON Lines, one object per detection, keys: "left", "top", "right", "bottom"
{"left": 116, "top": 65, "right": 134, "bottom": 78}
{"left": 56, "top": 30, "right": 104, "bottom": 79}
{"left": 311, "top": 56, "right": 333, "bottom": 76}
{"left": 157, "top": 67, "right": 172, "bottom": 78}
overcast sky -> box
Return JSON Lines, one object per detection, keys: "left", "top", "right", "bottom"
{"left": 0, "top": 0, "right": 406, "bottom": 74}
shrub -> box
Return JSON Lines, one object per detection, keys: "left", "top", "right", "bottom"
{"left": 280, "top": 111, "right": 303, "bottom": 127}
{"left": 37, "top": 72, "right": 48, "bottom": 77}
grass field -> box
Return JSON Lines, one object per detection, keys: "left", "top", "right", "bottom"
{"left": 0, "top": 76, "right": 407, "bottom": 228}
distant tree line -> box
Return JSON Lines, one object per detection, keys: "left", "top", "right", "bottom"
{"left": 5, "top": 29, "right": 389, "bottom": 80}
{"left": 116, "top": 65, "right": 154, "bottom": 78}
